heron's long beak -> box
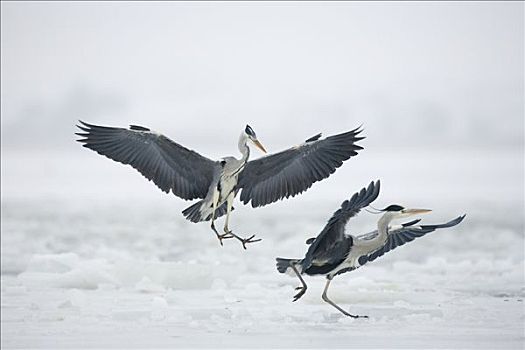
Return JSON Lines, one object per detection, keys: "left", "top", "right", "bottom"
{"left": 252, "top": 139, "right": 267, "bottom": 153}
{"left": 402, "top": 208, "right": 432, "bottom": 216}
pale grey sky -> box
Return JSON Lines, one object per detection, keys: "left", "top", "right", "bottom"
{"left": 1, "top": 1, "right": 523, "bottom": 152}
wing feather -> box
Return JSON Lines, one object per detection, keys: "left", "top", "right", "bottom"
{"left": 237, "top": 127, "right": 364, "bottom": 207}
{"left": 362, "top": 215, "right": 466, "bottom": 265}
{"left": 301, "top": 180, "right": 381, "bottom": 269}
{"left": 76, "top": 121, "right": 217, "bottom": 200}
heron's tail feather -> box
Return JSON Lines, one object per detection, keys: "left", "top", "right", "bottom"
{"left": 276, "top": 258, "right": 302, "bottom": 274}
{"left": 182, "top": 201, "right": 234, "bottom": 223}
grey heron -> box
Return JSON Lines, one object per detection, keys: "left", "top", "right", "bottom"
{"left": 276, "top": 180, "right": 465, "bottom": 317}
{"left": 76, "top": 121, "right": 364, "bottom": 248}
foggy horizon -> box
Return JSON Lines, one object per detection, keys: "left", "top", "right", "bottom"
{"left": 1, "top": 2, "right": 523, "bottom": 152}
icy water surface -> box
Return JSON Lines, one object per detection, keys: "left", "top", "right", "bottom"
{"left": 1, "top": 150, "right": 524, "bottom": 348}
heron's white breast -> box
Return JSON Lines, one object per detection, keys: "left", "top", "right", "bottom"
{"left": 328, "top": 246, "right": 369, "bottom": 278}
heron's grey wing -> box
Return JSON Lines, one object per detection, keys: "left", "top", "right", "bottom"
{"left": 301, "top": 180, "right": 381, "bottom": 269}
{"left": 76, "top": 121, "right": 217, "bottom": 200}
{"left": 358, "top": 215, "right": 466, "bottom": 266}
{"left": 302, "top": 239, "right": 353, "bottom": 275}
{"left": 236, "top": 127, "right": 364, "bottom": 208}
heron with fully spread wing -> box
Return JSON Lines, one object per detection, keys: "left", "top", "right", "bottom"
{"left": 76, "top": 122, "right": 364, "bottom": 248}
{"left": 276, "top": 180, "right": 465, "bottom": 317}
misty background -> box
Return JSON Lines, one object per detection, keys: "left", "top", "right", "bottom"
{"left": 2, "top": 2, "right": 523, "bottom": 204}
{"left": 2, "top": 2, "right": 523, "bottom": 150}
{"left": 2, "top": 1, "right": 523, "bottom": 228}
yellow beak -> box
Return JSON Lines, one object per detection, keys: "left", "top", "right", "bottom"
{"left": 403, "top": 208, "right": 432, "bottom": 215}
{"left": 252, "top": 139, "right": 267, "bottom": 153}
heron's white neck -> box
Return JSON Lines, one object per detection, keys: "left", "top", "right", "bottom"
{"left": 238, "top": 132, "right": 250, "bottom": 163}
{"left": 376, "top": 212, "right": 397, "bottom": 244}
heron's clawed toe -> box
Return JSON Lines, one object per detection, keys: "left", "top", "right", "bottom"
{"left": 239, "top": 235, "right": 262, "bottom": 249}
{"left": 215, "top": 232, "right": 234, "bottom": 246}
{"left": 221, "top": 232, "right": 235, "bottom": 239}
{"left": 342, "top": 311, "right": 368, "bottom": 318}
{"left": 226, "top": 231, "right": 262, "bottom": 249}
{"left": 293, "top": 287, "right": 307, "bottom": 302}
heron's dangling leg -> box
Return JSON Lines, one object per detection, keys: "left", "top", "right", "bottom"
{"left": 210, "top": 190, "right": 233, "bottom": 245}
{"left": 291, "top": 263, "right": 308, "bottom": 302}
{"left": 223, "top": 192, "right": 235, "bottom": 234}
{"left": 321, "top": 278, "right": 368, "bottom": 318}
{"left": 222, "top": 192, "right": 261, "bottom": 250}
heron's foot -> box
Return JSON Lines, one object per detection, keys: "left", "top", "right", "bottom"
{"left": 225, "top": 231, "right": 262, "bottom": 250}
{"left": 238, "top": 234, "right": 262, "bottom": 250}
{"left": 293, "top": 287, "right": 307, "bottom": 302}
{"left": 211, "top": 223, "right": 234, "bottom": 246}
{"left": 215, "top": 232, "right": 234, "bottom": 246}
{"left": 340, "top": 310, "right": 368, "bottom": 318}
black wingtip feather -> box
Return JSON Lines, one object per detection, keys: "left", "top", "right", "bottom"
{"left": 402, "top": 219, "right": 422, "bottom": 227}
{"left": 305, "top": 237, "right": 316, "bottom": 245}
{"left": 305, "top": 133, "right": 322, "bottom": 143}
{"left": 76, "top": 125, "right": 90, "bottom": 132}
{"left": 129, "top": 125, "right": 150, "bottom": 132}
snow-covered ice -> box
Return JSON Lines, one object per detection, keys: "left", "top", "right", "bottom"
{"left": 1, "top": 149, "right": 523, "bottom": 348}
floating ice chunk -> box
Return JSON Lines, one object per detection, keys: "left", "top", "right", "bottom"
{"left": 58, "top": 300, "right": 73, "bottom": 309}
{"left": 3, "top": 285, "right": 27, "bottom": 295}
{"left": 135, "top": 277, "right": 166, "bottom": 293}
{"left": 404, "top": 312, "right": 433, "bottom": 322}
{"left": 18, "top": 253, "right": 116, "bottom": 289}
{"left": 393, "top": 300, "right": 411, "bottom": 308}
{"left": 111, "top": 309, "right": 150, "bottom": 322}
{"left": 151, "top": 296, "right": 169, "bottom": 320}
{"left": 68, "top": 289, "right": 86, "bottom": 308}
{"left": 24, "top": 253, "right": 79, "bottom": 273}
{"left": 211, "top": 278, "right": 227, "bottom": 290}
{"left": 112, "top": 260, "right": 214, "bottom": 290}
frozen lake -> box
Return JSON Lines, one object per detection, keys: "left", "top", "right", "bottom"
{"left": 1, "top": 149, "right": 524, "bottom": 348}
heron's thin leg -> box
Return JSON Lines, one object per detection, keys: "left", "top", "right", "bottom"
{"left": 222, "top": 192, "right": 261, "bottom": 249}
{"left": 210, "top": 190, "right": 232, "bottom": 245}
{"left": 223, "top": 192, "right": 234, "bottom": 233}
{"left": 290, "top": 263, "right": 307, "bottom": 302}
{"left": 321, "top": 278, "right": 368, "bottom": 318}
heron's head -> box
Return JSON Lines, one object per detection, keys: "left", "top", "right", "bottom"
{"left": 381, "top": 204, "right": 431, "bottom": 220}
{"left": 245, "top": 125, "right": 267, "bottom": 153}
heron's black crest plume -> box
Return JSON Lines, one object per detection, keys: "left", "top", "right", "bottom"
{"left": 383, "top": 204, "right": 404, "bottom": 212}
{"left": 365, "top": 204, "right": 383, "bottom": 214}
{"left": 245, "top": 125, "right": 256, "bottom": 137}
